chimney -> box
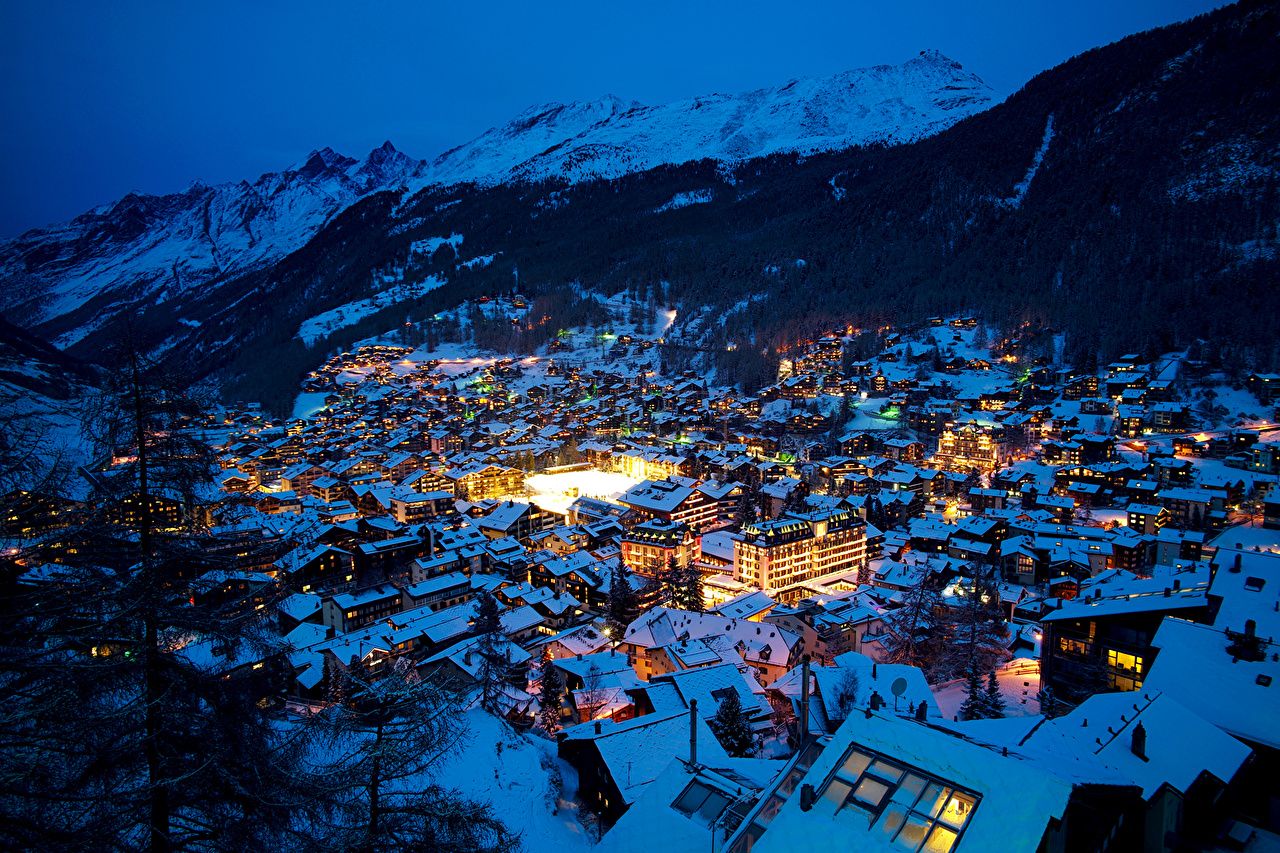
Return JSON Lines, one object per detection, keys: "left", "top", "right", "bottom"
{"left": 1231, "top": 554, "right": 1242, "bottom": 573}
{"left": 870, "top": 691, "right": 885, "bottom": 711}
{"left": 1131, "top": 721, "right": 1148, "bottom": 761}
{"left": 799, "top": 657, "right": 811, "bottom": 743}
{"left": 800, "top": 784, "right": 817, "bottom": 812}
{"left": 689, "top": 698, "right": 699, "bottom": 766}
{"left": 594, "top": 721, "right": 602, "bottom": 735}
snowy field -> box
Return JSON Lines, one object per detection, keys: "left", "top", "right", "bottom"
{"left": 932, "top": 658, "right": 1041, "bottom": 721}
{"left": 434, "top": 710, "right": 593, "bottom": 851}
{"left": 524, "top": 469, "right": 644, "bottom": 515}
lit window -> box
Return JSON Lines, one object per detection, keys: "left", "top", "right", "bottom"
{"left": 819, "top": 747, "right": 979, "bottom": 852}
{"left": 1106, "top": 649, "right": 1142, "bottom": 674}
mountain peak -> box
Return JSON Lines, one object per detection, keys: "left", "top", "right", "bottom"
{"left": 293, "top": 147, "right": 355, "bottom": 176}
{"left": 916, "top": 48, "right": 956, "bottom": 62}
{"left": 425, "top": 52, "right": 995, "bottom": 187}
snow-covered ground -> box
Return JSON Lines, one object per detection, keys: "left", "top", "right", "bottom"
{"left": 435, "top": 710, "right": 594, "bottom": 851}
{"left": 655, "top": 189, "right": 713, "bottom": 213}
{"left": 296, "top": 274, "right": 445, "bottom": 345}
{"left": 525, "top": 469, "right": 645, "bottom": 515}
{"left": 932, "top": 658, "right": 1041, "bottom": 721}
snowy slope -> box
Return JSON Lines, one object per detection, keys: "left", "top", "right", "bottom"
{"left": 425, "top": 50, "right": 994, "bottom": 185}
{"left": 0, "top": 51, "right": 992, "bottom": 357}
{"left": 0, "top": 144, "right": 423, "bottom": 348}
{"left": 435, "top": 710, "right": 593, "bottom": 851}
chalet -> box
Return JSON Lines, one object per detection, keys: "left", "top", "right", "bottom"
{"left": 619, "top": 478, "right": 719, "bottom": 532}
{"left": 620, "top": 518, "right": 699, "bottom": 576}
{"left": 445, "top": 463, "right": 525, "bottom": 500}
{"left": 1246, "top": 372, "right": 1280, "bottom": 404}
{"left": 353, "top": 535, "right": 427, "bottom": 582}
{"left": 390, "top": 489, "right": 453, "bottom": 524}
{"left": 402, "top": 571, "right": 473, "bottom": 612}
{"left": 1125, "top": 503, "right": 1169, "bottom": 536}
{"left": 276, "top": 544, "right": 354, "bottom": 593}
{"left": 1040, "top": 566, "right": 1212, "bottom": 701}
{"left": 559, "top": 710, "right": 730, "bottom": 827}
{"left": 321, "top": 584, "right": 403, "bottom": 633}
{"left": 725, "top": 711, "right": 1144, "bottom": 853}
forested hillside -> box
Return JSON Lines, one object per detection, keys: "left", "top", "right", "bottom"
{"left": 13, "top": 0, "right": 1275, "bottom": 414}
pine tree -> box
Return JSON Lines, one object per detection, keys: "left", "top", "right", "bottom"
{"left": 606, "top": 565, "right": 638, "bottom": 640}
{"left": 661, "top": 556, "right": 680, "bottom": 606}
{"left": 958, "top": 667, "right": 987, "bottom": 721}
{"left": 708, "top": 690, "right": 756, "bottom": 757}
{"left": 683, "top": 564, "right": 705, "bottom": 613}
{"left": 539, "top": 654, "right": 564, "bottom": 735}
{"left": 1036, "top": 684, "right": 1062, "bottom": 719}
{"left": 307, "top": 657, "right": 517, "bottom": 851}
{"left": 473, "top": 591, "right": 508, "bottom": 713}
{"left": 984, "top": 669, "right": 1006, "bottom": 718}
{"left": 0, "top": 351, "right": 312, "bottom": 850}
{"left": 737, "top": 489, "right": 758, "bottom": 526}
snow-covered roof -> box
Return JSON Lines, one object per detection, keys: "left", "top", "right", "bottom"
{"left": 751, "top": 711, "right": 1078, "bottom": 853}
{"left": 562, "top": 711, "right": 731, "bottom": 805}
{"left": 1027, "top": 691, "right": 1250, "bottom": 799}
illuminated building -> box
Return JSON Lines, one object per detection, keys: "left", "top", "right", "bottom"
{"left": 734, "top": 508, "right": 866, "bottom": 598}
{"left": 620, "top": 518, "right": 700, "bottom": 576}
{"left": 932, "top": 422, "right": 1011, "bottom": 473}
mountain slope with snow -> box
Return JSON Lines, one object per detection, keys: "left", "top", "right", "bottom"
{"left": 0, "top": 51, "right": 992, "bottom": 356}
{"left": 0, "top": 144, "right": 423, "bottom": 349}
{"left": 425, "top": 50, "right": 994, "bottom": 185}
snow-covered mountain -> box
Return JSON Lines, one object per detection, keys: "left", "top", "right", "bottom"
{"left": 0, "top": 51, "right": 992, "bottom": 354}
{"left": 425, "top": 50, "right": 994, "bottom": 185}
{"left": 0, "top": 144, "right": 424, "bottom": 349}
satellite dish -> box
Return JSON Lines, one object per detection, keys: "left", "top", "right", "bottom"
{"left": 890, "top": 677, "right": 908, "bottom": 698}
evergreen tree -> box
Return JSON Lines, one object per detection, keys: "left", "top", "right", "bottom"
{"left": 708, "top": 690, "right": 756, "bottom": 758}
{"left": 683, "top": 564, "right": 705, "bottom": 613}
{"left": 606, "top": 565, "right": 638, "bottom": 640}
{"left": 473, "top": 591, "right": 509, "bottom": 713}
{"left": 0, "top": 352, "right": 312, "bottom": 850}
{"left": 538, "top": 653, "right": 564, "bottom": 735}
{"left": 661, "top": 556, "right": 683, "bottom": 607}
{"left": 737, "top": 488, "right": 758, "bottom": 526}
{"left": 662, "top": 557, "right": 705, "bottom": 613}
{"left": 984, "top": 669, "right": 1006, "bottom": 718}
{"left": 958, "top": 667, "right": 987, "bottom": 721}
{"left": 475, "top": 589, "right": 502, "bottom": 635}
{"left": 1036, "top": 684, "right": 1062, "bottom": 719}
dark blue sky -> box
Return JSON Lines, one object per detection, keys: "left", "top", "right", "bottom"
{"left": 0, "top": 0, "right": 1226, "bottom": 239}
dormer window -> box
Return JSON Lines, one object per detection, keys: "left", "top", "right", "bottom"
{"left": 820, "top": 746, "right": 979, "bottom": 852}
